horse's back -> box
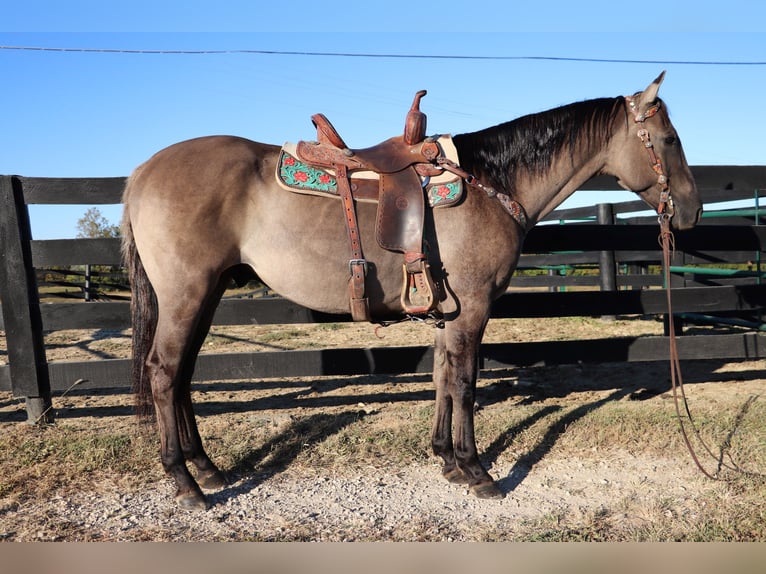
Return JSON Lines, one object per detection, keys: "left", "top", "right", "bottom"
{"left": 126, "top": 135, "right": 278, "bottom": 195}
{"left": 124, "top": 134, "right": 279, "bottom": 224}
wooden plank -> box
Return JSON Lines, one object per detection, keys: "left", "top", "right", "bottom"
{"left": 510, "top": 274, "right": 663, "bottom": 289}
{"left": 519, "top": 253, "right": 600, "bottom": 266}
{"left": 14, "top": 166, "right": 762, "bottom": 217}
{"left": 43, "top": 359, "right": 132, "bottom": 391}
{"left": 575, "top": 166, "right": 766, "bottom": 197}
{"left": 28, "top": 232, "right": 758, "bottom": 275}
{"left": 524, "top": 224, "right": 765, "bottom": 253}
{"left": 210, "top": 297, "right": 351, "bottom": 326}
{"left": 0, "top": 176, "right": 52, "bottom": 417}
{"left": 31, "top": 238, "right": 122, "bottom": 267}
{"left": 545, "top": 168, "right": 766, "bottom": 222}
{"left": 40, "top": 301, "right": 129, "bottom": 331}
{"left": 19, "top": 177, "right": 126, "bottom": 205}
{"left": 33, "top": 284, "right": 766, "bottom": 332}
{"left": 689, "top": 166, "right": 766, "bottom": 198}
{"left": 528, "top": 246, "right": 763, "bottom": 268}
{"left": 194, "top": 345, "right": 435, "bottom": 381}
{"left": 481, "top": 332, "right": 766, "bottom": 369}
{"left": 509, "top": 275, "right": 602, "bottom": 288}
{"left": 29, "top": 332, "right": 765, "bottom": 393}
{"left": 681, "top": 251, "right": 766, "bottom": 264}
{"left": 40, "top": 346, "right": 435, "bottom": 391}
{"left": 39, "top": 298, "right": 366, "bottom": 332}
{"left": 492, "top": 285, "right": 766, "bottom": 318}
{"left": 700, "top": 216, "right": 763, "bottom": 227}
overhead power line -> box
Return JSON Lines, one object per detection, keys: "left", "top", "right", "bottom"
{"left": 0, "top": 45, "right": 764, "bottom": 65}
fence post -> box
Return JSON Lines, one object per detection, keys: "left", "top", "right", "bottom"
{"left": 84, "top": 264, "right": 91, "bottom": 301}
{"left": 597, "top": 203, "right": 617, "bottom": 320}
{"left": 0, "top": 176, "right": 53, "bottom": 423}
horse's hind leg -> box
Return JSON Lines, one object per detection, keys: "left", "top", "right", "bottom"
{"left": 176, "top": 276, "right": 231, "bottom": 491}
{"left": 148, "top": 276, "right": 226, "bottom": 509}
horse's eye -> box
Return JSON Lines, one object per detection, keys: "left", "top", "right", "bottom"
{"left": 664, "top": 136, "right": 677, "bottom": 146}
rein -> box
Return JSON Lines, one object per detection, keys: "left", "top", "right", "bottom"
{"left": 629, "top": 95, "right": 761, "bottom": 480}
{"left": 659, "top": 211, "right": 763, "bottom": 480}
{"left": 659, "top": 217, "right": 719, "bottom": 479}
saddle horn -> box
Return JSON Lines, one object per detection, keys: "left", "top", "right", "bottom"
{"left": 403, "top": 90, "right": 428, "bottom": 145}
{"left": 312, "top": 113, "right": 349, "bottom": 149}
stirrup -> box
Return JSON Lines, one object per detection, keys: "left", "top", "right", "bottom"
{"left": 400, "top": 258, "right": 438, "bottom": 315}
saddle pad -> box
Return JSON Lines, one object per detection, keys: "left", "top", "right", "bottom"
{"left": 275, "top": 135, "right": 464, "bottom": 208}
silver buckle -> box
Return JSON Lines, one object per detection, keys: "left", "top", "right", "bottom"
{"left": 349, "top": 259, "right": 368, "bottom": 275}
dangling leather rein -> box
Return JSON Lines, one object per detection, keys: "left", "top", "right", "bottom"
{"left": 626, "top": 95, "right": 761, "bottom": 480}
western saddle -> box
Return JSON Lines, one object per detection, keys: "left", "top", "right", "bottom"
{"left": 293, "top": 90, "right": 449, "bottom": 322}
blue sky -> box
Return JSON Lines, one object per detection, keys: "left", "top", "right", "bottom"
{"left": 1, "top": 2, "right": 765, "bottom": 239}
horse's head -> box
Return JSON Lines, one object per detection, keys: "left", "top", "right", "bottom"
{"left": 607, "top": 72, "right": 702, "bottom": 230}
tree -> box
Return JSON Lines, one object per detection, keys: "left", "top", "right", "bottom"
{"left": 74, "top": 207, "right": 124, "bottom": 297}
{"left": 76, "top": 207, "right": 120, "bottom": 238}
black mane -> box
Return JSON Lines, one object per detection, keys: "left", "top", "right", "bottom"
{"left": 452, "top": 97, "right": 626, "bottom": 195}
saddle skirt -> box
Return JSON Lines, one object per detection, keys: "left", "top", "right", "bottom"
{"left": 275, "top": 134, "right": 464, "bottom": 209}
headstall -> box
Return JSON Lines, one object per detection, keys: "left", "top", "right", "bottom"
{"left": 624, "top": 94, "right": 673, "bottom": 224}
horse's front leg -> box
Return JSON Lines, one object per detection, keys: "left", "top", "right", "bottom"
{"left": 431, "top": 326, "right": 465, "bottom": 484}
{"left": 431, "top": 316, "right": 504, "bottom": 499}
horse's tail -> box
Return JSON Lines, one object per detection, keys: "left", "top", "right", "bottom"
{"left": 121, "top": 185, "right": 157, "bottom": 419}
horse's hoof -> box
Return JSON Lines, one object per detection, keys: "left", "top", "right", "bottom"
{"left": 443, "top": 467, "right": 470, "bottom": 485}
{"left": 175, "top": 490, "right": 209, "bottom": 510}
{"left": 197, "top": 469, "right": 228, "bottom": 491}
{"left": 470, "top": 481, "right": 505, "bottom": 500}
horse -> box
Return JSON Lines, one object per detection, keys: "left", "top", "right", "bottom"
{"left": 121, "top": 72, "right": 702, "bottom": 509}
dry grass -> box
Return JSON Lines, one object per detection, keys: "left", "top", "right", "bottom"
{"left": 1, "top": 316, "right": 765, "bottom": 541}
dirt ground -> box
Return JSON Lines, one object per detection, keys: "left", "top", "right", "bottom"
{"left": 1, "top": 316, "right": 765, "bottom": 541}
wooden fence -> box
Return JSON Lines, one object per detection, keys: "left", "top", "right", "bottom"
{"left": 1, "top": 167, "right": 765, "bottom": 421}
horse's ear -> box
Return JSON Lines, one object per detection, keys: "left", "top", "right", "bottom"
{"left": 638, "top": 71, "right": 665, "bottom": 105}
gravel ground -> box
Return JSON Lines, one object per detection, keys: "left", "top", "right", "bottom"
{"left": 1, "top": 318, "right": 764, "bottom": 542}
{"left": 7, "top": 450, "right": 713, "bottom": 542}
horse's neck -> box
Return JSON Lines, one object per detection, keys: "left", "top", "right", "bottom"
{"left": 518, "top": 152, "right": 607, "bottom": 225}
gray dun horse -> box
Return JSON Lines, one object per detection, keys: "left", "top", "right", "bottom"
{"left": 122, "top": 73, "right": 702, "bottom": 509}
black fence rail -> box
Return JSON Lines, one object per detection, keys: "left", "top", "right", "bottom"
{"left": 1, "top": 168, "right": 765, "bottom": 422}
{"left": 37, "top": 266, "right": 129, "bottom": 301}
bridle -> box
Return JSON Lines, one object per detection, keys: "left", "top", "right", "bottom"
{"left": 624, "top": 94, "right": 674, "bottom": 223}
{"left": 625, "top": 94, "right": 762, "bottom": 480}
{"left": 625, "top": 93, "right": 709, "bottom": 474}
{"left": 626, "top": 93, "right": 714, "bottom": 474}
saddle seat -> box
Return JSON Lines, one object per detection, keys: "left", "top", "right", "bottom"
{"left": 280, "top": 91, "right": 461, "bottom": 322}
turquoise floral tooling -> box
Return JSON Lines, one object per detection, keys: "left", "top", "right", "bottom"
{"left": 278, "top": 152, "right": 337, "bottom": 193}
{"left": 278, "top": 149, "right": 463, "bottom": 207}
{"left": 427, "top": 181, "right": 462, "bottom": 207}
